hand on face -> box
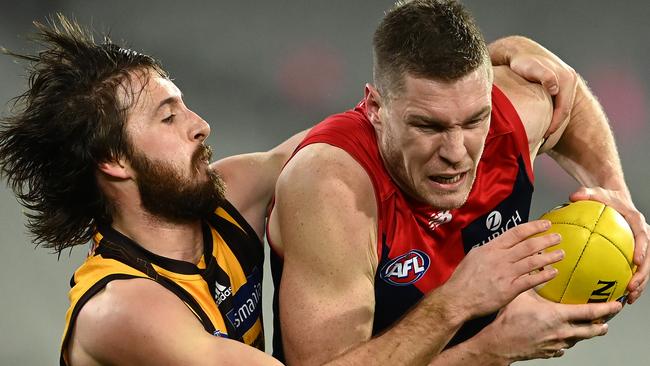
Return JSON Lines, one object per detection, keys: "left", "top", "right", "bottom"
{"left": 443, "top": 220, "right": 564, "bottom": 319}
{"left": 474, "top": 290, "right": 621, "bottom": 363}
{"left": 570, "top": 187, "right": 649, "bottom": 304}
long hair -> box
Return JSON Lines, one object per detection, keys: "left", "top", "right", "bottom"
{"left": 373, "top": 0, "right": 489, "bottom": 99}
{"left": 0, "top": 14, "right": 167, "bottom": 254}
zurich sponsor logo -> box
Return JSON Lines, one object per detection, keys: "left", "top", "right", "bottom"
{"left": 380, "top": 250, "right": 430, "bottom": 286}
{"left": 486, "top": 211, "right": 502, "bottom": 231}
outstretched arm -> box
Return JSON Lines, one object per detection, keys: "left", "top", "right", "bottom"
{"left": 210, "top": 129, "right": 308, "bottom": 239}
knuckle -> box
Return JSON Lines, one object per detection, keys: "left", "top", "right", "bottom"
{"left": 566, "top": 67, "right": 577, "bottom": 80}
{"left": 556, "top": 329, "right": 570, "bottom": 340}
{"left": 506, "top": 224, "right": 527, "bottom": 239}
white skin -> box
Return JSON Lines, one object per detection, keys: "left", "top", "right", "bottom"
{"left": 66, "top": 69, "right": 298, "bottom": 366}
{"left": 61, "top": 36, "right": 633, "bottom": 366}
{"left": 490, "top": 37, "right": 649, "bottom": 303}
{"left": 374, "top": 67, "right": 492, "bottom": 211}
{"left": 268, "top": 57, "right": 628, "bottom": 366}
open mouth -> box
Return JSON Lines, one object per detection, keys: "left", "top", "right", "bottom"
{"left": 429, "top": 172, "right": 466, "bottom": 185}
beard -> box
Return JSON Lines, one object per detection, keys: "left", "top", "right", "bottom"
{"left": 129, "top": 144, "right": 226, "bottom": 223}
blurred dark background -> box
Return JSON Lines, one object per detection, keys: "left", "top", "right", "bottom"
{"left": 1, "top": 1, "right": 648, "bottom": 364}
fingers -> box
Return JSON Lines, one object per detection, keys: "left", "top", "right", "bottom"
{"left": 535, "top": 321, "right": 609, "bottom": 360}
{"left": 561, "top": 301, "right": 622, "bottom": 323}
{"left": 510, "top": 231, "right": 562, "bottom": 262}
{"left": 511, "top": 246, "right": 564, "bottom": 282}
{"left": 512, "top": 266, "right": 558, "bottom": 294}
{"left": 546, "top": 65, "right": 577, "bottom": 137}
{"left": 511, "top": 57, "right": 559, "bottom": 94}
{"left": 627, "top": 257, "right": 649, "bottom": 304}
{"left": 509, "top": 234, "right": 565, "bottom": 291}
{"left": 631, "top": 218, "right": 649, "bottom": 266}
{"left": 552, "top": 348, "right": 566, "bottom": 358}
{"left": 569, "top": 186, "right": 594, "bottom": 202}
{"left": 564, "top": 322, "right": 609, "bottom": 341}
{"left": 495, "top": 220, "right": 552, "bottom": 249}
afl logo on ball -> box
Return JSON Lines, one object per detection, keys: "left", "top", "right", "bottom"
{"left": 380, "top": 250, "right": 430, "bottom": 286}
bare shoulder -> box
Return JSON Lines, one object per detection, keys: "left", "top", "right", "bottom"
{"left": 68, "top": 278, "right": 201, "bottom": 365}
{"left": 280, "top": 142, "right": 374, "bottom": 194}
{"left": 270, "top": 143, "right": 380, "bottom": 365}
{"left": 275, "top": 142, "right": 378, "bottom": 235}
{"left": 271, "top": 142, "right": 378, "bottom": 268}
{"left": 493, "top": 65, "right": 553, "bottom": 156}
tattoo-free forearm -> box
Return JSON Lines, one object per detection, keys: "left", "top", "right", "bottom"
{"left": 548, "top": 76, "right": 628, "bottom": 195}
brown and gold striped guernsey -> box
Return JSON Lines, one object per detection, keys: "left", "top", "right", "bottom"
{"left": 60, "top": 200, "right": 264, "bottom": 366}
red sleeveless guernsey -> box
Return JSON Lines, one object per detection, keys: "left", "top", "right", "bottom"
{"left": 270, "top": 85, "right": 534, "bottom": 359}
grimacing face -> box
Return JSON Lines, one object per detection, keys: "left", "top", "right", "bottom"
{"left": 372, "top": 65, "right": 493, "bottom": 210}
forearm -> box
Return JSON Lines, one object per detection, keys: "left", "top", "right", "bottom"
{"left": 324, "top": 287, "right": 469, "bottom": 366}
{"left": 429, "top": 337, "right": 507, "bottom": 366}
{"left": 549, "top": 76, "right": 628, "bottom": 194}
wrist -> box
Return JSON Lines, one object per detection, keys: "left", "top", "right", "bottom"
{"left": 428, "top": 284, "right": 473, "bottom": 329}
{"left": 488, "top": 35, "right": 527, "bottom": 64}
{"left": 461, "top": 332, "right": 511, "bottom": 366}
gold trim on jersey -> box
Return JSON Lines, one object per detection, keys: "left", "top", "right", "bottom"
{"left": 60, "top": 202, "right": 264, "bottom": 365}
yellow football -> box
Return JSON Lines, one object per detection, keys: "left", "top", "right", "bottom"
{"left": 533, "top": 200, "right": 635, "bottom": 304}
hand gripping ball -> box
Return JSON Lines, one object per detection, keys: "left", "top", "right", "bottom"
{"left": 533, "top": 200, "right": 636, "bottom": 304}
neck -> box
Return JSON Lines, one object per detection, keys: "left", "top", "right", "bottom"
{"left": 111, "top": 205, "right": 204, "bottom": 264}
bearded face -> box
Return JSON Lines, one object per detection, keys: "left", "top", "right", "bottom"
{"left": 128, "top": 143, "right": 226, "bottom": 222}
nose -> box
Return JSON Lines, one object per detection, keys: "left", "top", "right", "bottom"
{"left": 188, "top": 110, "right": 210, "bottom": 142}
{"left": 437, "top": 128, "right": 466, "bottom": 166}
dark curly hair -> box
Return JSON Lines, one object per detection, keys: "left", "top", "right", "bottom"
{"left": 0, "top": 14, "right": 167, "bottom": 254}
{"left": 373, "top": 0, "right": 489, "bottom": 99}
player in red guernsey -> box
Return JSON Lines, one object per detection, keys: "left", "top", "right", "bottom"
{"left": 267, "top": 1, "right": 649, "bottom": 365}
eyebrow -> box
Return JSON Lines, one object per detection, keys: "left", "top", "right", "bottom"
{"left": 153, "top": 94, "right": 183, "bottom": 116}
{"left": 409, "top": 105, "right": 492, "bottom": 126}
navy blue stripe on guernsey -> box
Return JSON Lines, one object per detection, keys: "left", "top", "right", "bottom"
{"left": 95, "top": 223, "right": 214, "bottom": 275}
{"left": 94, "top": 239, "right": 218, "bottom": 335}
{"left": 60, "top": 274, "right": 144, "bottom": 366}
{"left": 218, "top": 199, "right": 263, "bottom": 245}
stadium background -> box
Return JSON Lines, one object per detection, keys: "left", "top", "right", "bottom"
{"left": 0, "top": 1, "right": 648, "bottom": 364}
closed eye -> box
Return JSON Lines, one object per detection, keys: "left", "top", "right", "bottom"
{"left": 162, "top": 114, "right": 176, "bottom": 124}
{"left": 413, "top": 123, "right": 445, "bottom": 133}
{"left": 464, "top": 119, "right": 484, "bottom": 128}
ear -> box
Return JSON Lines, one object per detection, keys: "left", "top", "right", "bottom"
{"left": 364, "top": 83, "right": 384, "bottom": 132}
{"left": 97, "top": 157, "right": 132, "bottom": 180}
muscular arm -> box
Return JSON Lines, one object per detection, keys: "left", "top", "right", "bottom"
{"left": 210, "top": 129, "right": 307, "bottom": 239}
{"left": 272, "top": 143, "right": 468, "bottom": 366}
{"left": 547, "top": 77, "right": 625, "bottom": 190}
{"left": 547, "top": 74, "right": 649, "bottom": 303}
{"left": 67, "top": 278, "right": 281, "bottom": 366}
{"left": 270, "top": 143, "right": 564, "bottom": 366}
{"left": 425, "top": 66, "right": 625, "bottom": 366}
{"left": 495, "top": 59, "right": 648, "bottom": 303}
{"left": 492, "top": 65, "right": 555, "bottom": 160}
